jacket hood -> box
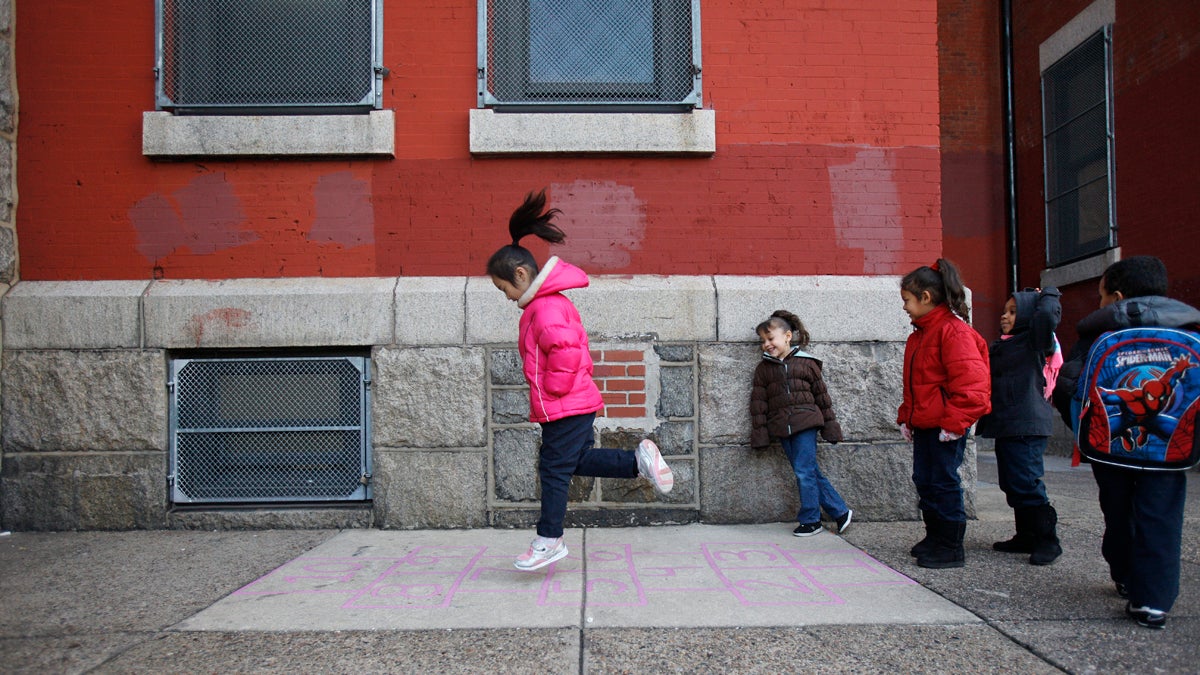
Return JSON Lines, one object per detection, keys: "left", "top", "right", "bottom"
{"left": 761, "top": 345, "right": 820, "bottom": 366}
{"left": 517, "top": 256, "right": 590, "bottom": 309}
{"left": 1077, "top": 295, "right": 1200, "bottom": 339}
{"left": 1008, "top": 289, "right": 1039, "bottom": 334}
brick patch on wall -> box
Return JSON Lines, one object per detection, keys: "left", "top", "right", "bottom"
{"left": 592, "top": 349, "right": 646, "bottom": 418}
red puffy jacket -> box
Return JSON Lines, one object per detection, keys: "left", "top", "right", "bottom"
{"left": 517, "top": 257, "right": 605, "bottom": 423}
{"left": 896, "top": 304, "right": 991, "bottom": 435}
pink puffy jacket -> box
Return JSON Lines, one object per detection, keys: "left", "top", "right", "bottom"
{"left": 517, "top": 257, "right": 604, "bottom": 423}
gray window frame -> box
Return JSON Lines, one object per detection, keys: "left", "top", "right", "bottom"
{"left": 477, "top": 0, "right": 702, "bottom": 109}
{"left": 155, "top": 0, "right": 385, "bottom": 114}
{"left": 1041, "top": 26, "right": 1117, "bottom": 267}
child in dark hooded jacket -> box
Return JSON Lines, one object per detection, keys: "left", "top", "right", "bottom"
{"left": 977, "top": 287, "right": 1063, "bottom": 565}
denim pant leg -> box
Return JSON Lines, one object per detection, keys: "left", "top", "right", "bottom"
{"left": 536, "top": 414, "right": 595, "bottom": 539}
{"left": 994, "top": 436, "right": 1050, "bottom": 508}
{"left": 536, "top": 413, "right": 639, "bottom": 539}
{"left": 911, "top": 428, "right": 966, "bottom": 522}
{"left": 1092, "top": 462, "right": 1186, "bottom": 612}
{"left": 781, "top": 429, "right": 847, "bottom": 524}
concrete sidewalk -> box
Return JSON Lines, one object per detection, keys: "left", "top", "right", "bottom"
{"left": 1, "top": 453, "right": 1197, "bottom": 674}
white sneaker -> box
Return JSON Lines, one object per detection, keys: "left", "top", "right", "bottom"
{"left": 636, "top": 439, "right": 674, "bottom": 495}
{"left": 514, "top": 537, "right": 568, "bottom": 572}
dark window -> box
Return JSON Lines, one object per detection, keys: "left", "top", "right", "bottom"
{"left": 1042, "top": 28, "right": 1115, "bottom": 266}
{"left": 480, "top": 0, "right": 700, "bottom": 108}
{"left": 156, "top": 0, "right": 382, "bottom": 113}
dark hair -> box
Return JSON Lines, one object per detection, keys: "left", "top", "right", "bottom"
{"left": 485, "top": 189, "right": 566, "bottom": 283}
{"left": 1101, "top": 256, "right": 1168, "bottom": 299}
{"left": 901, "top": 258, "right": 970, "bottom": 321}
{"left": 755, "top": 309, "right": 810, "bottom": 348}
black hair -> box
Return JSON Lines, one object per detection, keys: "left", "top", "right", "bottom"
{"left": 755, "top": 309, "right": 810, "bottom": 348}
{"left": 1101, "top": 255, "right": 1168, "bottom": 299}
{"left": 900, "top": 258, "right": 971, "bottom": 321}
{"left": 485, "top": 189, "right": 566, "bottom": 283}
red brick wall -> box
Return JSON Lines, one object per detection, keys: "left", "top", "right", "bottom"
{"left": 592, "top": 350, "right": 648, "bottom": 419}
{"left": 938, "top": 0, "right": 1006, "bottom": 339}
{"left": 1010, "top": 1, "right": 1200, "bottom": 333}
{"left": 15, "top": 1, "right": 942, "bottom": 282}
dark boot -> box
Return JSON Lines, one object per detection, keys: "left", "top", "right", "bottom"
{"left": 993, "top": 507, "right": 1037, "bottom": 553}
{"left": 917, "top": 519, "right": 965, "bottom": 569}
{"left": 1028, "top": 504, "right": 1062, "bottom": 566}
{"left": 910, "top": 510, "right": 938, "bottom": 557}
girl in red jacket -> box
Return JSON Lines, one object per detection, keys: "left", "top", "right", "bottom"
{"left": 487, "top": 190, "right": 674, "bottom": 572}
{"left": 897, "top": 259, "right": 991, "bottom": 568}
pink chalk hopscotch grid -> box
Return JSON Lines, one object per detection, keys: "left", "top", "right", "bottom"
{"left": 232, "top": 542, "right": 915, "bottom": 611}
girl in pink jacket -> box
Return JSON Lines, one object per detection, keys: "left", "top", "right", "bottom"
{"left": 487, "top": 190, "right": 674, "bottom": 572}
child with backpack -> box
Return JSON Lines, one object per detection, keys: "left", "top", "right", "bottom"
{"left": 976, "top": 287, "right": 1064, "bottom": 566}
{"left": 897, "top": 259, "right": 991, "bottom": 569}
{"left": 1057, "top": 256, "right": 1200, "bottom": 629}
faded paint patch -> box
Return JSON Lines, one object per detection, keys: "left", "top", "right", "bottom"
{"left": 309, "top": 171, "right": 375, "bottom": 247}
{"left": 130, "top": 173, "right": 258, "bottom": 260}
{"left": 549, "top": 180, "right": 645, "bottom": 270}
{"left": 828, "top": 149, "right": 901, "bottom": 275}
{"left": 187, "top": 308, "right": 254, "bottom": 347}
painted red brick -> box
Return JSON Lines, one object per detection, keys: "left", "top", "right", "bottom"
{"left": 14, "top": 1, "right": 943, "bottom": 281}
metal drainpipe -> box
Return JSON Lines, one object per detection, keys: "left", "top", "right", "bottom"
{"left": 1001, "top": 0, "right": 1019, "bottom": 294}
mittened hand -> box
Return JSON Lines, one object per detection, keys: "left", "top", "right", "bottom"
{"left": 900, "top": 424, "right": 913, "bottom": 442}
{"left": 938, "top": 429, "right": 962, "bottom": 442}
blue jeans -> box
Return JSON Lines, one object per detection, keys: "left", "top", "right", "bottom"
{"left": 780, "top": 428, "right": 848, "bottom": 525}
{"left": 536, "top": 413, "right": 638, "bottom": 539}
{"left": 1091, "top": 462, "right": 1186, "bottom": 612}
{"left": 911, "top": 428, "right": 966, "bottom": 522}
{"left": 994, "top": 436, "right": 1050, "bottom": 508}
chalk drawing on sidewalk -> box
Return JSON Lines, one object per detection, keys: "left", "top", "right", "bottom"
{"left": 231, "top": 541, "right": 914, "bottom": 611}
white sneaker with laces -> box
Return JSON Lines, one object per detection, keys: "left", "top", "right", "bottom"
{"left": 636, "top": 439, "right": 674, "bottom": 495}
{"left": 514, "top": 537, "right": 568, "bottom": 572}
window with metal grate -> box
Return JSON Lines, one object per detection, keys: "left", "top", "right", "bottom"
{"left": 156, "top": 0, "right": 384, "bottom": 113}
{"left": 1042, "top": 27, "right": 1116, "bottom": 267}
{"left": 169, "top": 356, "right": 372, "bottom": 504}
{"left": 479, "top": 0, "right": 701, "bottom": 109}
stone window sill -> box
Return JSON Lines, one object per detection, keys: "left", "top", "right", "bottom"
{"left": 468, "top": 109, "right": 715, "bottom": 155}
{"left": 142, "top": 110, "right": 395, "bottom": 158}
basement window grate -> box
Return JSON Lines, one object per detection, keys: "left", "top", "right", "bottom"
{"left": 169, "top": 356, "right": 371, "bottom": 504}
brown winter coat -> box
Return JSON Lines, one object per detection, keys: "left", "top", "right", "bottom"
{"left": 750, "top": 347, "right": 844, "bottom": 449}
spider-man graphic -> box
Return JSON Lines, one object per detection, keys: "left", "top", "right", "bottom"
{"left": 1097, "top": 355, "right": 1195, "bottom": 451}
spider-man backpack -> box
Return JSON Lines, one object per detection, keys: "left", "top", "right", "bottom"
{"left": 1074, "top": 327, "right": 1200, "bottom": 470}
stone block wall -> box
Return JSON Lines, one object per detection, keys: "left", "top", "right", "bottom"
{"left": 0, "top": 275, "right": 976, "bottom": 530}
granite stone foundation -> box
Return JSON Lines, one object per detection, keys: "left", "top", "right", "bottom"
{"left": 0, "top": 275, "right": 976, "bottom": 530}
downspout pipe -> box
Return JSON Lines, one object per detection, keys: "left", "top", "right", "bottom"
{"left": 1001, "top": 0, "right": 1019, "bottom": 294}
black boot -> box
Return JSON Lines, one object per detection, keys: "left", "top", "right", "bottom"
{"left": 1028, "top": 504, "right": 1062, "bottom": 566}
{"left": 910, "top": 510, "right": 938, "bottom": 557}
{"left": 993, "top": 507, "right": 1036, "bottom": 553}
{"left": 917, "top": 519, "right": 965, "bottom": 569}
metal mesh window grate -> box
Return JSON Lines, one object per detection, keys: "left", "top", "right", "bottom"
{"left": 156, "top": 0, "right": 383, "bottom": 112}
{"left": 479, "top": 0, "right": 700, "bottom": 108}
{"left": 1042, "top": 28, "right": 1115, "bottom": 266}
{"left": 170, "top": 356, "right": 371, "bottom": 503}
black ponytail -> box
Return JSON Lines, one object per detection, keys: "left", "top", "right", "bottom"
{"left": 900, "top": 258, "right": 971, "bottom": 321}
{"left": 486, "top": 189, "right": 567, "bottom": 283}
{"left": 755, "top": 309, "right": 810, "bottom": 348}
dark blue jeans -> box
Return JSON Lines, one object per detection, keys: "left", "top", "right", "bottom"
{"left": 994, "top": 435, "right": 1050, "bottom": 508}
{"left": 780, "top": 428, "right": 848, "bottom": 525}
{"left": 1091, "top": 462, "right": 1187, "bottom": 612}
{"left": 536, "top": 412, "right": 638, "bottom": 539}
{"left": 911, "top": 428, "right": 966, "bottom": 522}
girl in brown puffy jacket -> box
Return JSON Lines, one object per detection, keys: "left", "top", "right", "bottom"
{"left": 750, "top": 310, "right": 852, "bottom": 537}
